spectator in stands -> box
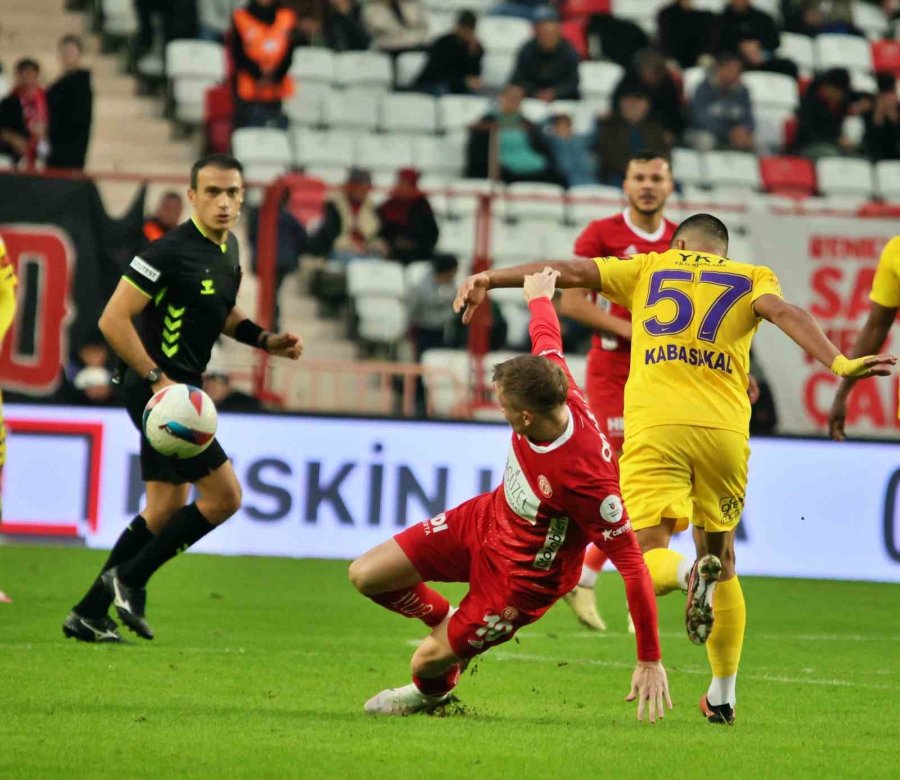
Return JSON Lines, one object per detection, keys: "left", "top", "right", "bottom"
{"left": 47, "top": 35, "right": 93, "bottom": 170}
{"left": 465, "top": 84, "right": 563, "bottom": 184}
{"left": 714, "top": 0, "right": 780, "bottom": 55}
{"left": 60, "top": 337, "right": 116, "bottom": 407}
{"left": 414, "top": 10, "right": 484, "bottom": 96}
{"left": 794, "top": 67, "right": 861, "bottom": 159}
{"left": 489, "top": 0, "right": 547, "bottom": 21}
{"left": 321, "top": 0, "right": 371, "bottom": 51}
{"left": 363, "top": 0, "right": 430, "bottom": 56}
{"left": 785, "top": 0, "right": 866, "bottom": 37}
{"left": 687, "top": 51, "right": 755, "bottom": 152}
{"left": 408, "top": 253, "right": 459, "bottom": 359}
{"left": 612, "top": 49, "right": 683, "bottom": 137}
{"left": 863, "top": 74, "right": 900, "bottom": 161}
{"left": 594, "top": 88, "right": 670, "bottom": 185}
{"left": 657, "top": 0, "right": 715, "bottom": 70}
{"left": 543, "top": 112, "right": 596, "bottom": 187}
{"left": 511, "top": 6, "right": 581, "bottom": 101}
{"left": 585, "top": 14, "right": 649, "bottom": 70}
{"left": 230, "top": 0, "right": 300, "bottom": 129}
{"left": 203, "top": 372, "right": 262, "bottom": 412}
{"left": 377, "top": 168, "right": 439, "bottom": 265}
{"left": 143, "top": 192, "right": 184, "bottom": 243}
{"left": 309, "top": 167, "right": 387, "bottom": 262}
{"left": 248, "top": 189, "right": 308, "bottom": 329}
{"left": 0, "top": 59, "right": 48, "bottom": 167}
{"left": 134, "top": 0, "right": 197, "bottom": 67}
{"left": 198, "top": 0, "right": 247, "bottom": 42}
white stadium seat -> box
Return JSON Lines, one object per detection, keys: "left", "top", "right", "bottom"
{"left": 413, "top": 134, "right": 466, "bottom": 178}
{"left": 482, "top": 52, "right": 517, "bottom": 90}
{"left": 395, "top": 51, "right": 427, "bottom": 88}
{"left": 520, "top": 98, "right": 552, "bottom": 124}
{"left": 814, "top": 34, "right": 873, "bottom": 74}
{"left": 438, "top": 94, "right": 490, "bottom": 133}
{"left": 478, "top": 16, "right": 532, "bottom": 54}
{"left": 777, "top": 33, "right": 815, "bottom": 76}
{"left": 567, "top": 185, "right": 626, "bottom": 224}
{"left": 303, "top": 165, "right": 347, "bottom": 184}
{"left": 289, "top": 47, "right": 335, "bottom": 84}
{"left": 347, "top": 259, "right": 405, "bottom": 298}
{"left": 380, "top": 93, "right": 438, "bottom": 134}
{"left": 333, "top": 51, "right": 392, "bottom": 89}
{"left": 166, "top": 39, "right": 224, "bottom": 79}
{"left": 743, "top": 71, "right": 798, "bottom": 110}
{"left": 283, "top": 82, "right": 331, "bottom": 127}
{"left": 491, "top": 221, "right": 546, "bottom": 267}
{"left": 421, "top": 349, "right": 471, "bottom": 417}
{"left": 704, "top": 151, "right": 761, "bottom": 191}
{"left": 505, "top": 182, "right": 566, "bottom": 223}
{"left": 323, "top": 87, "right": 380, "bottom": 130}
{"left": 579, "top": 61, "right": 625, "bottom": 101}
{"left": 171, "top": 80, "right": 214, "bottom": 124}
{"left": 355, "top": 297, "right": 409, "bottom": 344}
{"left": 291, "top": 128, "right": 357, "bottom": 168}
{"left": 754, "top": 105, "right": 794, "bottom": 153}
{"left": 436, "top": 214, "right": 477, "bottom": 258}
{"left": 682, "top": 66, "right": 707, "bottom": 101}
{"left": 355, "top": 133, "right": 415, "bottom": 172}
{"left": 671, "top": 147, "right": 705, "bottom": 187}
{"left": 445, "top": 178, "right": 496, "bottom": 218}
{"left": 875, "top": 161, "right": 900, "bottom": 201}
{"left": 610, "top": 0, "right": 665, "bottom": 36}
{"left": 816, "top": 157, "right": 874, "bottom": 198}
{"left": 232, "top": 127, "right": 291, "bottom": 165}
{"left": 103, "top": 0, "right": 138, "bottom": 36}
{"left": 852, "top": 2, "right": 889, "bottom": 39}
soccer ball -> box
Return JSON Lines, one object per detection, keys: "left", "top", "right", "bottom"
{"left": 142, "top": 384, "right": 218, "bottom": 459}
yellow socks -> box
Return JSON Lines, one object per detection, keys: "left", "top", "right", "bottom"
{"left": 643, "top": 548, "right": 688, "bottom": 596}
{"left": 705, "top": 576, "right": 746, "bottom": 707}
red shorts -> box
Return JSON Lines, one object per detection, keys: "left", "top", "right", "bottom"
{"left": 394, "top": 494, "right": 557, "bottom": 660}
{"left": 586, "top": 351, "right": 627, "bottom": 452}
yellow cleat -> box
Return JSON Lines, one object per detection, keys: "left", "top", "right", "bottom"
{"left": 562, "top": 586, "right": 607, "bottom": 631}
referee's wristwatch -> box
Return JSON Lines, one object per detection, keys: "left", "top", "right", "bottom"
{"left": 144, "top": 367, "right": 163, "bottom": 384}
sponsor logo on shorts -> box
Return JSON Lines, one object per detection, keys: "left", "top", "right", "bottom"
{"left": 130, "top": 256, "right": 160, "bottom": 282}
{"left": 533, "top": 516, "right": 569, "bottom": 571}
{"left": 475, "top": 613, "right": 515, "bottom": 644}
{"left": 501, "top": 606, "right": 519, "bottom": 621}
{"left": 599, "top": 495, "right": 624, "bottom": 524}
{"left": 537, "top": 475, "right": 553, "bottom": 498}
{"left": 601, "top": 521, "right": 632, "bottom": 541}
{"left": 719, "top": 496, "right": 744, "bottom": 524}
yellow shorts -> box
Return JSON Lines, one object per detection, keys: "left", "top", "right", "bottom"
{"left": 619, "top": 424, "right": 749, "bottom": 534}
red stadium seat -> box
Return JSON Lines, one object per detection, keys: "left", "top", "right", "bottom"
{"left": 561, "top": 0, "right": 611, "bottom": 20}
{"left": 872, "top": 40, "right": 900, "bottom": 77}
{"left": 782, "top": 115, "right": 798, "bottom": 150}
{"left": 204, "top": 83, "right": 233, "bottom": 155}
{"left": 561, "top": 18, "right": 588, "bottom": 59}
{"left": 760, "top": 156, "right": 817, "bottom": 197}
{"left": 285, "top": 175, "right": 327, "bottom": 228}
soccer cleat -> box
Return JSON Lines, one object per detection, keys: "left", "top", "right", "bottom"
{"left": 562, "top": 586, "right": 607, "bottom": 631}
{"left": 101, "top": 568, "right": 154, "bottom": 640}
{"left": 700, "top": 694, "right": 735, "bottom": 725}
{"left": 364, "top": 683, "right": 451, "bottom": 716}
{"left": 62, "top": 611, "right": 122, "bottom": 643}
{"left": 685, "top": 554, "right": 723, "bottom": 645}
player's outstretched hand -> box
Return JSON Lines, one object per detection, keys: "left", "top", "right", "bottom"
{"left": 625, "top": 660, "right": 672, "bottom": 724}
{"left": 453, "top": 272, "right": 490, "bottom": 324}
{"left": 832, "top": 353, "right": 896, "bottom": 378}
{"left": 267, "top": 332, "right": 304, "bottom": 360}
{"left": 523, "top": 267, "right": 559, "bottom": 303}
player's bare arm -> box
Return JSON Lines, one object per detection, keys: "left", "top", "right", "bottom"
{"left": 222, "top": 306, "right": 304, "bottom": 359}
{"left": 828, "top": 302, "right": 898, "bottom": 441}
{"left": 753, "top": 294, "right": 896, "bottom": 379}
{"left": 454, "top": 258, "right": 600, "bottom": 324}
{"left": 558, "top": 288, "right": 633, "bottom": 340}
{"left": 98, "top": 278, "right": 174, "bottom": 392}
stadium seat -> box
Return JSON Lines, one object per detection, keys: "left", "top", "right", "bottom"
{"left": 852, "top": 2, "right": 889, "bottom": 39}
{"left": 478, "top": 17, "right": 533, "bottom": 55}
{"left": 760, "top": 155, "right": 816, "bottom": 196}
{"left": 815, "top": 34, "right": 873, "bottom": 75}
{"left": 505, "top": 182, "right": 566, "bottom": 223}
{"left": 355, "top": 297, "right": 409, "bottom": 345}
{"left": 380, "top": 93, "right": 438, "bottom": 134}
{"left": 172, "top": 80, "right": 214, "bottom": 124}
{"left": 395, "top": 51, "right": 427, "bottom": 88}
{"left": 347, "top": 259, "right": 405, "bottom": 298}
{"left": 875, "top": 160, "right": 900, "bottom": 201}
{"left": 404, "top": 260, "right": 433, "bottom": 291}
{"left": 323, "top": 87, "right": 380, "bottom": 130}
{"left": 289, "top": 48, "right": 335, "bottom": 84}
{"left": 283, "top": 82, "right": 331, "bottom": 127}
{"left": 421, "top": 349, "right": 471, "bottom": 417}
{"left": 437, "top": 94, "right": 490, "bottom": 133}
{"left": 445, "top": 178, "right": 496, "bottom": 218}
{"left": 102, "top": 0, "right": 138, "bottom": 37}
{"left": 0, "top": 154, "right": 13, "bottom": 170}
{"left": 610, "top": 0, "right": 663, "bottom": 36}
{"left": 682, "top": 66, "right": 707, "bottom": 101}
{"left": 872, "top": 40, "right": 900, "bottom": 77}
{"left": 355, "top": 133, "right": 416, "bottom": 172}
{"left": 815, "top": 157, "right": 874, "bottom": 198}
{"left": 414, "top": 135, "right": 466, "bottom": 178}
{"left": 754, "top": 105, "right": 795, "bottom": 152}
{"left": 492, "top": 221, "right": 546, "bottom": 267}
{"left": 436, "top": 214, "right": 477, "bottom": 258}
{"left": 579, "top": 61, "right": 625, "bottom": 101}
{"left": 166, "top": 40, "right": 226, "bottom": 125}
{"left": 671, "top": 147, "right": 706, "bottom": 187}
{"left": 705, "top": 151, "right": 761, "bottom": 191}
{"left": 291, "top": 128, "right": 357, "bottom": 168}
{"left": 303, "top": 164, "right": 347, "bottom": 184}
{"left": 777, "top": 33, "right": 815, "bottom": 76}
{"left": 520, "top": 98, "right": 552, "bottom": 124}
{"left": 567, "top": 184, "right": 625, "bottom": 224}
{"left": 543, "top": 224, "right": 584, "bottom": 259}
{"left": 333, "top": 51, "right": 393, "bottom": 89}
{"left": 743, "top": 71, "right": 798, "bottom": 110}
{"left": 232, "top": 127, "right": 292, "bottom": 166}
{"left": 482, "top": 52, "right": 517, "bottom": 90}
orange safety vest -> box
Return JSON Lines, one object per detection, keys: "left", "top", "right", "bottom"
{"left": 233, "top": 7, "right": 296, "bottom": 102}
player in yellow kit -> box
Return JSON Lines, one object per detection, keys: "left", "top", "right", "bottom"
{"left": 829, "top": 235, "right": 900, "bottom": 440}
{"left": 454, "top": 213, "right": 895, "bottom": 725}
{"left": 0, "top": 234, "right": 19, "bottom": 521}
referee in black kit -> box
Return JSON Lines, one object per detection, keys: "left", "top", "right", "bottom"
{"left": 64, "top": 154, "right": 303, "bottom": 643}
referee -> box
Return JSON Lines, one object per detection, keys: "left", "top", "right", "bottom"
{"left": 64, "top": 154, "right": 303, "bottom": 643}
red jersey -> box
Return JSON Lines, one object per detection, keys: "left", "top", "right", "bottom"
{"left": 482, "top": 298, "right": 659, "bottom": 660}
{"left": 573, "top": 210, "right": 677, "bottom": 364}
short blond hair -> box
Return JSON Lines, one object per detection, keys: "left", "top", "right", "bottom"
{"left": 492, "top": 355, "right": 568, "bottom": 412}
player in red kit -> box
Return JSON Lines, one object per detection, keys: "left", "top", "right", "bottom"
{"left": 350, "top": 269, "right": 670, "bottom": 721}
{"left": 559, "top": 149, "right": 676, "bottom": 633}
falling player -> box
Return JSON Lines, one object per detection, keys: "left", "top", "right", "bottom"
{"left": 560, "top": 148, "right": 677, "bottom": 633}
{"left": 351, "top": 268, "right": 671, "bottom": 721}
{"left": 454, "top": 213, "right": 894, "bottom": 725}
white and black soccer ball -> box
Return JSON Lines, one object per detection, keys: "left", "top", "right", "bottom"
{"left": 142, "top": 384, "right": 218, "bottom": 459}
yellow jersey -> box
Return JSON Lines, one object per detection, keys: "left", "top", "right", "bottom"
{"left": 593, "top": 249, "right": 782, "bottom": 437}
{"left": 0, "top": 234, "right": 17, "bottom": 344}
{"left": 869, "top": 236, "right": 900, "bottom": 309}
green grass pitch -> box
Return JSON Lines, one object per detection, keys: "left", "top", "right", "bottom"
{"left": 1, "top": 546, "right": 898, "bottom": 779}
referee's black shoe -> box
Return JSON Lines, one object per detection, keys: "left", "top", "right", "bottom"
{"left": 101, "top": 568, "right": 155, "bottom": 640}
{"left": 62, "top": 611, "right": 122, "bottom": 643}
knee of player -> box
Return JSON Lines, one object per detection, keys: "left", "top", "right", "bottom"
{"left": 347, "top": 558, "right": 370, "bottom": 594}
{"left": 208, "top": 484, "right": 242, "bottom": 522}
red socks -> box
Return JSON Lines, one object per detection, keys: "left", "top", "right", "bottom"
{"left": 369, "top": 583, "right": 450, "bottom": 628}
{"left": 584, "top": 545, "right": 608, "bottom": 572}
{"left": 414, "top": 664, "right": 461, "bottom": 696}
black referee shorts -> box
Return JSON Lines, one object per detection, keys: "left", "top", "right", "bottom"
{"left": 121, "top": 372, "right": 228, "bottom": 485}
